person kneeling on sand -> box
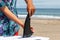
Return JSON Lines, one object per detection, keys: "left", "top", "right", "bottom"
{"left": 0, "top": 0, "right": 35, "bottom": 36}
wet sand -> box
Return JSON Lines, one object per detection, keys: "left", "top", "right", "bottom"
{"left": 18, "top": 18, "right": 60, "bottom": 40}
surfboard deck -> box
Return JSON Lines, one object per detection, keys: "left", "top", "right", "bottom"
{"left": 0, "top": 36, "right": 49, "bottom": 40}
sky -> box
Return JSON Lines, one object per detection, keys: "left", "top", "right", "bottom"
{"left": 16, "top": 0, "right": 60, "bottom": 8}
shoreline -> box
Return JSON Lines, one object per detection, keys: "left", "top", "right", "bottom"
{"left": 18, "top": 15, "right": 60, "bottom": 20}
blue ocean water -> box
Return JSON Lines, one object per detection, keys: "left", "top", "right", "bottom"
{"left": 17, "top": 8, "right": 60, "bottom": 16}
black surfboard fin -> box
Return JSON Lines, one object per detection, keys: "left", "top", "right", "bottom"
{"left": 23, "top": 14, "right": 33, "bottom": 38}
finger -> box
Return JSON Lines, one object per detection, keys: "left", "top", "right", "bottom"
{"left": 28, "top": 9, "right": 32, "bottom": 17}
{"left": 33, "top": 8, "right": 35, "bottom": 13}
{"left": 30, "top": 27, "right": 35, "bottom": 33}
{"left": 31, "top": 9, "right": 35, "bottom": 16}
{"left": 33, "top": 8, "right": 35, "bottom": 14}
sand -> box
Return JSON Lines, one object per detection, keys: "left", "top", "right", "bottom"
{"left": 18, "top": 18, "right": 60, "bottom": 40}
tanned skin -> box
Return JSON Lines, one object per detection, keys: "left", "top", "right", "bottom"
{"left": 0, "top": 0, "right": 35, "bottom": 32}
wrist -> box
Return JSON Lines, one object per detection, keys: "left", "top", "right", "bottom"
{"left": 20, "top": 24, "right": 24, "bottom": 28}
{"left": 27, "top": 3, "right": 33, "bottom": 6}
{"left": 25, "top": 0, "right": 33, "bottom": 5}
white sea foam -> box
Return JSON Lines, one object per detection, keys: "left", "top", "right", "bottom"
{"left": 18, "top": 15, "right": 60, "bottom": 19}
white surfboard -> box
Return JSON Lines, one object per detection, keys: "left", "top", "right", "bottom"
{"left": 0, "top": 36, "right": 49, "bottom": 40}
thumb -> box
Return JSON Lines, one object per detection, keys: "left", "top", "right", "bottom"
{"left": 28, "top": 9, "right": 32, "bottom": 17}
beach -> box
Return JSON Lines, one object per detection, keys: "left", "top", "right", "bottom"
{"left": 18, "top": 18, "right": 60, "bottom": 40}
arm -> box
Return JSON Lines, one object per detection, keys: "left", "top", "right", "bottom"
{"left": 0, "top": 6, "right": 24, "bottom": 28}
{"left": 25, "top": 0, "right": 35, "bottom": 17}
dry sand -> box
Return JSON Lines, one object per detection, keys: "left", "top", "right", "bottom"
{"left": 18, "top": 18, "right": 60, "bottom": 40}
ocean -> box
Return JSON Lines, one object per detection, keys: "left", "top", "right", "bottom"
{"left": 17, "top": 8, "right": 60, "bottom": 19}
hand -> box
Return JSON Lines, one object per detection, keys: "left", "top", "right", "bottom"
{"left": 30, "top": 26, "right": 34, "bottom": 33}
{"left": 22, "top": 24, "right": 35, "bottom": 33}
{"left": 27, "top": 4, "right": 35, "bottom": 17}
